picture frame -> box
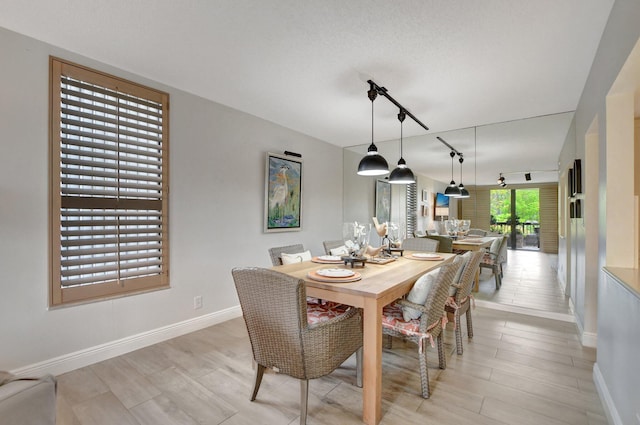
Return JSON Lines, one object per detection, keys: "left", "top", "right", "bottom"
{"left": 264, "top": 152, "right": 302, "bottom": 232}
{"left": 575, "top": 199, "right": 582, "bottom": 219}
{"left": 569, "top": 201, "right": 575, "bottom": 219}
{"left": 375, "top": 179, "right": 391, "bottom": 224}
{"left": 573, "top": 159, "right": 582, "bottom": 195}
{"left": 568, "top": 167, "right": 574, "bottom": 199}
{"left": 422, "top": 189, "right": 429, "bottom": 202}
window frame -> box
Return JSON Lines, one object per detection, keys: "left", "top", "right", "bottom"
{"left": 49, "top": 57, "right": 170, "bottom": 306}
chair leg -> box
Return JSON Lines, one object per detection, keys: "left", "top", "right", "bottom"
{"left": 418, "top": 347, "right": 431, "bottom": 399}
{"left": 455, "top": 312, "right": 463, "bottom": 355}
{"left": 250, "top": 364, "right": 266, "bottom": 401}
{"left": 466, "top": 310, "right": 474, "bottom": 339}
{"left": 494, "top": 265, "right": 501, "bottom": 289}
{"left": 382, "top": 334, "right": 392, "bottom": 349}
{"left": 436, "top": 334, "right": 446, "bottom": 370}
{"left": 300, "top": 379, "right": 309, "bottom": 425}
{"left": 356, "top": 347, "right": 363, "bottom": 388}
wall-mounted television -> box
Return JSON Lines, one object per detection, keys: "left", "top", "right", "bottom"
{"left": 434, "top": 192, "right": 450, "bottom": 217}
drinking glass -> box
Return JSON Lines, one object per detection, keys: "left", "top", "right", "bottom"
{"left": 343, "top": 222, "right": 371, "bottom": 257}
{"left": 459, "top": 220, "right": 470, "bottom": 236}
{"left": 445, "top": 219, "right": 458, "bottom": 237}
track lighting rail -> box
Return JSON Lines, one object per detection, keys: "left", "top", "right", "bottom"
{"left": 367, "top": 79, "right": 462, "bottom": 157}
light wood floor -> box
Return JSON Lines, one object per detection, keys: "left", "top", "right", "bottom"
{"left": 474, "top": 249, "right": 572, "bottom": 317}
{"left": 55, "top": 252, "right": 605, "bottom": 425}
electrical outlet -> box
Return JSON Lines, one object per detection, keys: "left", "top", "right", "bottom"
{"left": 193, "top": 295, "right": 203, "bottom": 309}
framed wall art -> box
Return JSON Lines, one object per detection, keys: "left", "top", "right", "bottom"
{"left": 264, "top": 152, "right": 302, "bottom": 232}
{"left": 375, "top": 179, "right": 391, "bottom": 224}
{"left": 573, "top": 159, "right": 582, "bottom": 196}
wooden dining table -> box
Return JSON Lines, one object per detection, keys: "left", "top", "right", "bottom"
{"left": 452, "top": 236, "right": 495, "bottom": 291}
{"left": 273, "top": 251, "right": 456, "bottom": 425}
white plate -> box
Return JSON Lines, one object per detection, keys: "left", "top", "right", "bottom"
{"left": 316, "top": 268, "right": 355, "bottom": 278}
{"left": 412, "top": 253, "right": 440, "bottom": 259}
{"left": 318, "top": 255, "right": 342, "bottom": 261}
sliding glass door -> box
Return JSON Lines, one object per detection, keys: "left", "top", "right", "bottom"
{"left": 490, "top": 188, "right": 540, "bottom": 250}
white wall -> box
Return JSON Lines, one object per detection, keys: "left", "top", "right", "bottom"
{"left": 0, "top": 27, "right": 345, "bottom": 373}
{"left": 559, "top": 0, "right": 640, "bottom": 423}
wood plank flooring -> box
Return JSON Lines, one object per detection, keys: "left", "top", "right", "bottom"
{"left": 55, "top": 250, "right": 605, "bottom": 425}
{"left": 474, "top": 249, "right": 572, "bottom": 317}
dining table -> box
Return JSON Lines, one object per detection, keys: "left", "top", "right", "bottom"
{"left": 451, "top": 236, "right": 495, "bottom": 291}
{"left": 273, "top": 251, "right": 456, "bottom": 425}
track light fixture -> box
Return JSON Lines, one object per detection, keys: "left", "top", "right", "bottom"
{"left": 457, "top": 156, "right": 470, "bottom": 198}
{"left": 357, "top": 83, "right": 389, "bottom": 176}
{"left": 444, "top": 151, "right": 461, "bottom": 196}
{"left": 358, "top": 80, "right": 463, "bottom": 178}
{"left": 525, "top": 172, "right": 531, "bottom": 181}
{"left": 389, "top": 109, "right": 416, "bottom": 184}
{"left": 497, "top": 173, "right": 507, "bottom": 187}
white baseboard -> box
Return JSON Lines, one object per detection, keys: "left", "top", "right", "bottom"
{"left": 593, "top": 363, "right": 623, "bottom": 425}
{"left": 474, "top": 299, "right": 576, "bottom": 323}
{"left": 12, "top": 306, "right": 243, "bottom": 378}
{"left": 581, "top": 331, "right": 597, "bottom": 348}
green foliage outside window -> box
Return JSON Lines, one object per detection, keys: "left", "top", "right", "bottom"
{"left": 490, "top": 189, "right": 540, "bottom": 235}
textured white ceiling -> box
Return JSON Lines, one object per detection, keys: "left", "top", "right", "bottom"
{"left": 0, "top": 0, "right": 614, "bottom": 185}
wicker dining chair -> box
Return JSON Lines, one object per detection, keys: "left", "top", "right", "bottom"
{"left": 231, "top": 267, "right": 363, "bottom": 425}
{"left": 479, "top": 235, "right": 508, "bottom": 289}
{"left": 268, "top": 244, "right": 305, "bottom": 266}
{"left": 444, "top": 250, "right": 483, "bottom": 355}
{"left": 381, "top": 257, "right": 463, "bottom": 398}
{"left": 401, "top": 237, "right": 440, "bottom": 252}
{"left": 322, "top": 240, "right": 346, "bottom": 255}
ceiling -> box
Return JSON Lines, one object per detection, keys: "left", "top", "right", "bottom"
{"left": 0, "top": 0, "right": 614, "bottom": 186}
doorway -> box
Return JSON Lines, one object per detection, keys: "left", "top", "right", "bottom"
{"left": 490, "top": 188, "right": 540, "bottom": 250}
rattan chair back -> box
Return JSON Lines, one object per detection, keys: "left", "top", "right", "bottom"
{"left": 322, "top": 240, "right": 344, "bottom": 255}
{"left": 268, "top": 244, "right": 305, "bottom": 266}
{"left": 402, "top": 237, "right": 440, "bottom": 252}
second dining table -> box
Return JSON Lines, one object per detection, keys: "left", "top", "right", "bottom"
{"left": 451, "top": 236, "right": 495, "bottom": 291}
{"left": 273, "top": 251, "right": 456, "bottom": 425}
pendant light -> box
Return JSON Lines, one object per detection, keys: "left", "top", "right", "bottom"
{"left": 444, "top": 151, "right": 461, "bottom": 196}
{"left": 357, "top": 83, "right": 389, "bottom": 176}
{"left": 457, "top": 156, "right": 470, "bottom": 198}
{"left": 388, "top": 109, "right": 415, "bottom": 184}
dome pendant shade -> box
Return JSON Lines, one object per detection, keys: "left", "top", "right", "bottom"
{"left": 388, "top": 109, "right": 415, "bottom": 184}
{"left": 389, "top": 158, "right": 415, "bottom": 184}
{"left": 357, "top": 143, "right": 389, "bottom": 176}
{"left": 444, "top": 181, "right": 461, "bottom": 196}
{"left": 444, "top": 150, "right": 460, "bottom": 196}
{"left": 357, "top": 83, "right": 389, "bottom": 176}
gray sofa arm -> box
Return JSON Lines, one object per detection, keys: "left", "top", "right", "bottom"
{"left": 0, "top": 374, "right": 57, "bottom": 425}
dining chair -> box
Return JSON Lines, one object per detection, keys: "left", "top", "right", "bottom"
{"left": 268, "top": 244, "right": 305, "bottom": 266}
{"left": 467, "top": 228, "right": 487, "bottom": 236}
{"left": 381, "top": 257, "right": 463, "bottom": 398}
{"left": 422, "top": 235, "right": 453, "bottom": 253}
{"left": 231, "top": 267, "right": 363, "bottom": 425}
{"left": 322, "top": 240, "right": 345, "bottom": 255}
{"left": 444, "top": 250, "right": 483, "bottom": 355}
{"left": 401, "top": 237, "right": 440, "bottom": 252}
{"left": 479, "top": 235, "right": 508, "bottom": 289}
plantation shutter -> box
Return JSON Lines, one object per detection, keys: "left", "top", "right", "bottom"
{"left": 406, "top": 183, "right": 417, "bottom": 237}
{"left": 50, "top": 58, "right": 170, "bottom": 305}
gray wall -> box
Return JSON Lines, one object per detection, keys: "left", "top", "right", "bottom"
{"left": 558, "top": 0, "right": 640, "bottom": 423}
{"left": 0, "top": 27, "right": 344, "bottom": 373}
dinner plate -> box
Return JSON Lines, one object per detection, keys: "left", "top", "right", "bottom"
{"left": 317, "top": 255, "right": 342, "bottom": 262}
{"left": 316, "top": 268, "right": 355, "bottom": 278}
{"left": 412, "top": 253, "right": 440, "bottom": 259}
